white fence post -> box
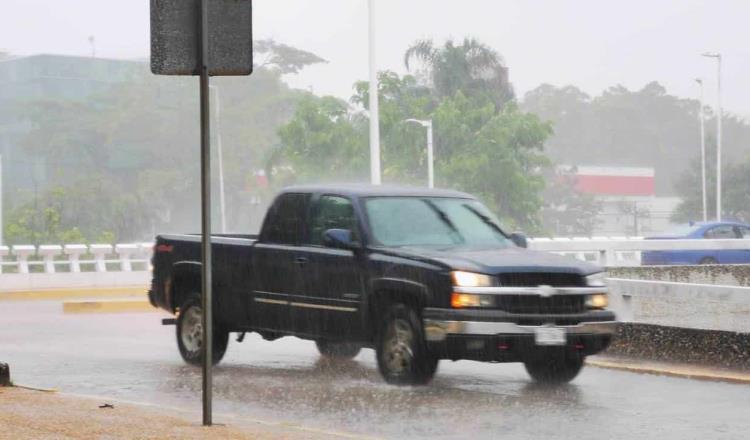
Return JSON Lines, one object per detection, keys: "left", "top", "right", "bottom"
{"left": 115, "top": 243, "right": 137, "bottom": 272}
{"left": 64, "top": 244, "right": 88, "bottom": 273}
{"left": 89, "top": 244, "right": 112, "bottom": 273}
{"left": 38, "top": 245, "right": 62, "bottom": 273}
{"left": 12, "top": 245, "right": 36, "bottom": 274}
{"left": 0, "top": 246, "right": 8, "bottom": 274}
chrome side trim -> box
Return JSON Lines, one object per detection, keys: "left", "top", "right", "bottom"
{"left": 452, "top": 286, "right": 608, "bottom": 296}
{"left": 423, "top": 319, "right": 617, "bottom": 342}
{"left": 290, "top": 302, "right": 357, "bottom": 312}
{"left": 254, "top": 298, "right": 288, "bottom": 306}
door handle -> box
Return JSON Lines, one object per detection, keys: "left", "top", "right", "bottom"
{"left": 294, "top": 256, "right": 308, "bottom": 267}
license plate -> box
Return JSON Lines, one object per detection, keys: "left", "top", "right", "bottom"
{"left": 534, "top": 326, "right": 566, "bottom": 346}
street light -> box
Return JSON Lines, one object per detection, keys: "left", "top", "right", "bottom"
{"left": 695, "top": 78, "right": 707, "bottom": 222}
{"left": 702, "top": 52, "right": 722, "bottom": 221}
{"left": 209, "top": 85, "right": 227, "bottom": 233}
{"left": 368, "top": 0, "right": 381, "bottom": 185}
{"left": 405, "top": 119, "right": 434, "bottom": 188}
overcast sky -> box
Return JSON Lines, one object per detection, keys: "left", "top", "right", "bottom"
{"left": 3, "top": 0, "right": 749, "bottom": 118}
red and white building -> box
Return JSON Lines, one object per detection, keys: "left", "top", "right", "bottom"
{"left": 560, "top": 166, "right": 681, "bottom": 236}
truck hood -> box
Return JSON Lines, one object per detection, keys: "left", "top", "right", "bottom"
{"left": 387, "top": 245, "right": 601, "bottom": 275}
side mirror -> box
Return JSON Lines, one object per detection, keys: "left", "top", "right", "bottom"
{"left": 510, "top": 232, "right": 528, "bottom": 248}
{"left": 323, "top": 229, "right": 359, "bottom": 250}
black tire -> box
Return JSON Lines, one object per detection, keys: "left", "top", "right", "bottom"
{"left": 315, "top": 340, "right": 362, "bottom": 360}
{"left": 524, "top": 355, "right": 584, "bottom": 384}
{"left": 700, "top": 257, "right": 718, "bottom": 265}
{"left": 375, "top": 303, "right": 438, "bottom": 385}
{"left": 176, "top": 295, "right": 229, "bottom": 366}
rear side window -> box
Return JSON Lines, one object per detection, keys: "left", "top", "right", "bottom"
{"left": 261, "top": 193, "right": 310, "bottom": 244}
{"left": 704, "top": 225, "right": 738, "bottom": 239}
{"left": 738, "top": 226, "right": 750, "bottom": 238}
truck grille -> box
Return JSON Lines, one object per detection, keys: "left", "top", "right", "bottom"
{"left": 494, "top": 295, "right": 586, "bottom": 314}
{"left": 497, "top": 272, "right": 584, "bottom": 287}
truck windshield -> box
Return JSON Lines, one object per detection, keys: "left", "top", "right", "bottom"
{"left": 364, "top": 197, "right": 512, "bottom": 248}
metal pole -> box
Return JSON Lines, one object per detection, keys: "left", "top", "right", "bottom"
{"left": 211, "top": 85, "right": 227, "bottom": 233}
{"left": 0, "top": 154, "right": 3, "bottom": 246}
{"left": 716, "top": 55, "right": 723, "bottom": 221}
{"left": 696, "top": 79, "right": 707, "bottom": 222}
{"left": 368, "top": 0, "right": 381, "bottom": 185}
{"left": 199, "top": 0, "right": 213, "bottom": 427}
{"left": 426, "top": 122, "right": 434, "bottom": 188}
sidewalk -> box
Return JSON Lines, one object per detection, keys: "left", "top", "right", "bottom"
{"left": 0, "top": 387, "right": 338, "bottom": 440}
{"left": 588, "top": 355, "right": 750, "bottom": 384}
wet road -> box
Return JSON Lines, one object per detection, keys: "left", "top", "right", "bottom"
{"left": 2, "top": 301, "right": 750, "bottom": 439}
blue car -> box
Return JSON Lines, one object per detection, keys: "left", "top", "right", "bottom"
{"left": 641, "top": 221, "right": 750, "bottom": 265}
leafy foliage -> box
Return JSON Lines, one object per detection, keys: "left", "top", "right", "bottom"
{"left": 404, "top": 37, "right": 514, "bottom": 110}
{"left": 522, "top": 82, "right": 750, "bottom": 196}
{"left": 277, "top": 65, "right": 552, "bottom": 232}
{"left": 3, "top": 40, "right": 320, "bottom": 244}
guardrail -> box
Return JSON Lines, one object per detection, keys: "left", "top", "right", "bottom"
{"left": 0, "top": 243, "right": 153, "bottom": 274}
{"left": 528, "top": 237, "right": 750, "bottom": 266}
{"left": 3, "top": 238, "right": 749, "bottom": 273}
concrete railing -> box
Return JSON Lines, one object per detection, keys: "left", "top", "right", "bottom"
{"left": 0, "top": 243, "right": 153, "bottom": 275}
{"left": 528, "top": 237, "right": 750, "bottom": 267}
{"left": 0, "top": 243, "right": 153, "bottom": 292}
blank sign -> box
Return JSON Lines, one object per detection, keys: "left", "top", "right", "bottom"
{"left": 150, "top": 0, "right": 253, "bottom": 76}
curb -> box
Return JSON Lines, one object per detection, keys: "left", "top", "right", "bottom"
{"left": 58, "top": 391, "right": 378, "bottom": 439}
{"left": 62, "top": 298, "right": 156, "bottom": 314}
{"left": 0, "top": 287, "right": 147, "bottom": 301}
{"left": 587, "top": 357, "right": 750, "bottom": 385}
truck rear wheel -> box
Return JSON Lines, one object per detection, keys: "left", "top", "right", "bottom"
{"left": 315, "top": 340, "right": 361, "bottom": 360}
{"left": 376, "top": 303, "right": 438, "bottom": 385}
{"left": 524, "top": 355, "right": 584, "bottom": 384}
{"left": 176, "top": 296, "right": 229, "bottom": 366}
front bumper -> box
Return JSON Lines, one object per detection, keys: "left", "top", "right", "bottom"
{"left": 423, "top": 307, "right": 617, "bottom": 362}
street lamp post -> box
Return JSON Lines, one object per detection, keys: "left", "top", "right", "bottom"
{"left": 368, "top": 0, "right": 381, "bottom": 185}
{"left": 209, "top": 85, "right": 227, "bottom": 233}
{"left": 702, "top": 52, "right": 722, "bottom": 221}
{"left": 695, "top": 78, "right": 707, "bottom": 222}
{"left": 405, "top": 119, "right": 434, "bottom": 188}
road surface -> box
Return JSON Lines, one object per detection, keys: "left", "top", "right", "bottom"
{"left": 2, "top": 301, "right": 749, "bottom": 439}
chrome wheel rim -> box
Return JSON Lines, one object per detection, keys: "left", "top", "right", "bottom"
{"left": 181, "top": 306, "right": 203, "bottom": 354}
{"left": 383, "top": 318, "right": 414, "bottom": 375}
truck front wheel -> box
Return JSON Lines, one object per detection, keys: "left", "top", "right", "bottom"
{"left": 376, "top": 303, "right": 438, "bottom": 385}
{"left": 315, "top": 340, "right": 361, "bottom": 360}
{"left": 176, "top": 296, "right": 229, "bottom": 366}
{"left": 524, "top": 355, "right": 584, "bottom": 384}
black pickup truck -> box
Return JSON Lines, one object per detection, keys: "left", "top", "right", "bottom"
{"left": 149, "top": 184, "right": 615, "bottom": 385}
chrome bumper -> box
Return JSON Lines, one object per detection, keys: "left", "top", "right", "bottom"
{"left": 423, "top": 319, "right": 618, "bottom": 342}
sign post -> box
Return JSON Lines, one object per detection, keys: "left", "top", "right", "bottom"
{"left": 150, "top": 0, "right": 252, "bottom": 426}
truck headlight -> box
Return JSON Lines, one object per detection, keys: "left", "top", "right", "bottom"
{"left": 451, "top": 293, "right": 495, "bottom": 308}
{"left": 585, "top": 272, "right": 607, "bottom": 287}
{"left": 451, "top": 271, "right": 495, "bottom": 287}
{"left": 585, "top": 294, "right": 609, "bottom": 309}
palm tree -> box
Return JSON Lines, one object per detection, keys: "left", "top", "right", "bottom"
{"left": 404, "top": 37, "right": 514, "bottom": 109}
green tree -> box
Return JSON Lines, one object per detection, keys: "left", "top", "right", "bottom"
{"left": 404, "top": 37, "right": 514, "bottom": 110}
{"left": 277, "top": 75, "right": 552, "bottom": 231}
{"left": 4, "top": 39, "right": 324, "bottom": 243}
{"left": 276, "top": 95, "right": 369, "bottom": 182}
{"left": 672, "top": 144, "right": 750, "bottom": 223}
{"left": 540, "top": 167, "right": 602, "bottom": 236}
{"left": 521, "top": 82, "right": 750, "bottom": 197}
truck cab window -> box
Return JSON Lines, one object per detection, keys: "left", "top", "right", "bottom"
{"left": 309, "top": 195, "right": 357, "bottom": 245}
{"left": 262, "top": 193, "right": 310, "bottom": 244}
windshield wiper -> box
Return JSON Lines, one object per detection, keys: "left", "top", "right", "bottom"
{"left": 422, "top": 199, "right": 465, "bottom": 245}
{"left": 461, "top": 203, "right": 508, "bottom": 237}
